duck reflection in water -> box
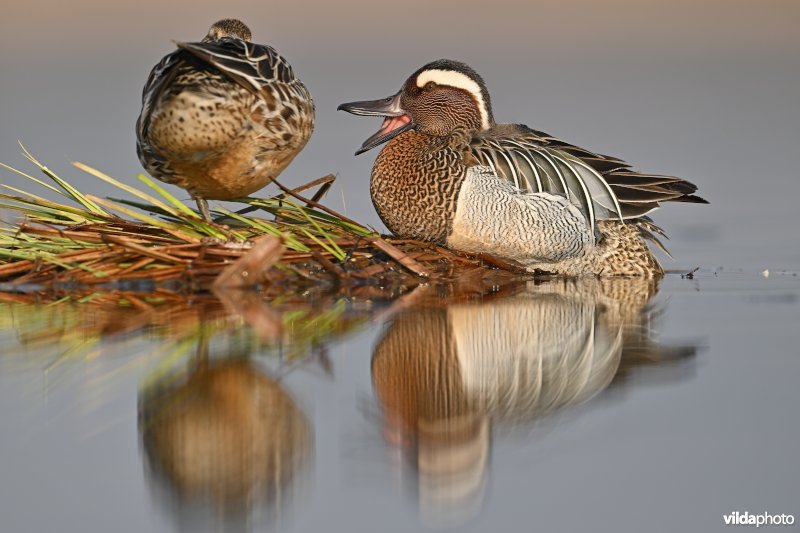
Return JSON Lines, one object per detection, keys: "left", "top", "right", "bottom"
{"left": 139, "top": 334, "right": 312, "bottom": 531}
{"left": 371, "top": 277, "right": 697, "bottom": 526}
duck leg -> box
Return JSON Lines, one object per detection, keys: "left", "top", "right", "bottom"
{"left": 195, "top": 197, "right": 213, "bottom": 223}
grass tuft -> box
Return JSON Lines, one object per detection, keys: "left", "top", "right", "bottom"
{"left": 0, "top": 151, "right": 522, "bottom": 294}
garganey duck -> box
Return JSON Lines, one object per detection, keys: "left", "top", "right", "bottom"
{"left": 339, "top": 60, "right": 706, "bottom": 277}
{"left": 136, "top": 19, "right": 314, "bottom": 221}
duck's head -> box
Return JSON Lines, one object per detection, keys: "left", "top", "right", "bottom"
{"left": 203, "top": 19, "right": 252, "bottom": 42}
{"left": 338, "top": 59, "right": 495, "bottom": 155}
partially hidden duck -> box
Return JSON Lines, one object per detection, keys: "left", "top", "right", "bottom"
{"left": 136, "top": 19, "right": 314, "bottom": 221}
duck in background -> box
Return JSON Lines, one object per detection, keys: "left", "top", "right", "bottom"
{"left": 136, "top": 19, "right": 314, "bottom": 221}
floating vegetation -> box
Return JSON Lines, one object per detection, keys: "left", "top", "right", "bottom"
{"left": 0, "top": 147, "right": 525, "bottom": 296}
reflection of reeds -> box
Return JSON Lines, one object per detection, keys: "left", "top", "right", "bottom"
{"left": 0, "top": 152, "right": 524, "bottom": 291}
{"left": 0, "top": 290, "right": 368, "bottom": 367}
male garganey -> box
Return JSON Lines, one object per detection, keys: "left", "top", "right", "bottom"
{"left": 339, "top": 60, "right": 706, "bottom": 277}
{"left": 136, "top": 19, "right": 314, "bottom": 221}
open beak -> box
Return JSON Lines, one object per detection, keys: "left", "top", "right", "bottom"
{"left": 337, "top": 92, "right": 414, "bottom": 155}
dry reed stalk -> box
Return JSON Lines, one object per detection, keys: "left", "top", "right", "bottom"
{"left": 0, "top": 155, "right": 530, "bottom": 296}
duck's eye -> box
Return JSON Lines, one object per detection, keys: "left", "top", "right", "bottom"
{"left": 424, "top": 81, "right": 437, "bottom": 91}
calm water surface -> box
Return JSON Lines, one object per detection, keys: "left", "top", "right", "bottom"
{"left": 0, "top": 271, "right": 798, "bottom": 533}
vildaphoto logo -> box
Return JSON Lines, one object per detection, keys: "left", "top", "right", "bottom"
{"left": 723, "top": 511, "right": 795, "bottom": 527}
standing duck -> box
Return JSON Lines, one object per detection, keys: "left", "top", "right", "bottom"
{"left": 338, "top": 60, "right": 706, "bottom": 276}
{"left": 136, "top": 19, "right": 314, "bottom": 221}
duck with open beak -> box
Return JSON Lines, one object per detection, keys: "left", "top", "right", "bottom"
{"left": 336, "top": 59, "right": 707, "bottom": 277}
{"left": 337, "top": 93, "right": 414, "bottom": 155}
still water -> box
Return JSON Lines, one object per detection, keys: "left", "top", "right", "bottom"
{"left": 0, "top": 271, "right": 797, "bottom": 533}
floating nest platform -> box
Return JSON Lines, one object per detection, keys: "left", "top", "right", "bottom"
{"left": 0, "top": 150, "right": 527, "bottom": 298}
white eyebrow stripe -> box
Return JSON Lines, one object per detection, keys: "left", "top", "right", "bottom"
{"left": 416, "top": 69, "right": 490, "bottom": 130}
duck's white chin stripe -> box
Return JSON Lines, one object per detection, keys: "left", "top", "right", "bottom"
{"left": 416, "top": 70, "right": 490, "bottom": 130}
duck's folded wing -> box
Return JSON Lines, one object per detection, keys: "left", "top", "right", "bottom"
{"left": 136, "top": 51, "right": 184, "bottom": 172}
{"left": 470, "top": 134, "right": 621, "bottom": 236}
{"left": 176, "top": 39, "right": 305, "bottom": 97}
{"left": 139, "top": 50, "right": 182, "bottom": 103}
{"left": 470, "top": 127, "right": 707, "bottom": 226}
{"left": 528, "top": 127, "right": 708, "bottom": 216}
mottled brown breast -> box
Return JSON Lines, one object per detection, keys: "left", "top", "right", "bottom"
{"left": 144, "top": 84, "right": 312, "bottom": 199}
{"left": 370, "top": 129, "right": 474, "bottom": 243}
{"left": 137, "top": 43, "right": 314, "bottom": 201}
{"left": 148, "top": 75, "right": 253, "bottom": 157}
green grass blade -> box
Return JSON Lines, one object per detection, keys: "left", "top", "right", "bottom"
{"left": 0, "top": 199, "right": 90, "bottom": 224}
{"left": 214, "top": 207, "right": 309, "bottom": 251}
{"left": 0, "top": 161, "right": 69, "bottom": 198}
{"left": 19, "top": 144, "right": 108, "bottom": 215}
{"left": 298, "top": 227, "right": 345, "bottom": 260}
{"left": 108, "top": 197, "right": 176, "bottom": 218}
{"left": 245, "top": 197, "right": 375, "bottom": 237}
{"left": 0, "top": 187, "right": 101, "bottom": 220}
{"left": 110, "top": 197, "right": 230, "bottom": 240}
{"left": 73, "top": 162, "right": 181, "bottom": 218}
{"left": 136, "top": 174, "right": 198, "bottom": 217}
{"left": 86, "top": 195, "right": 203, "bottom": 241}
{"left": 285, "top": 199, "right": 345, "bottom": 258}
